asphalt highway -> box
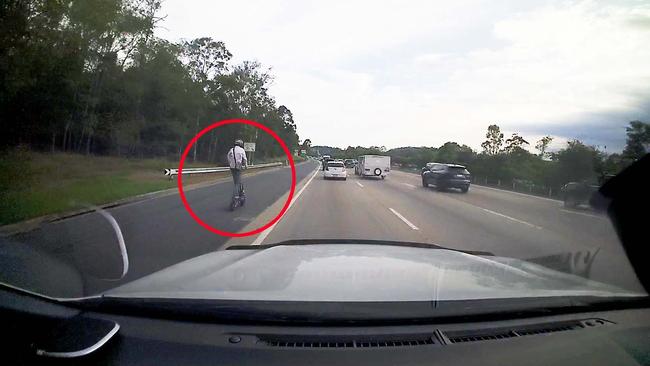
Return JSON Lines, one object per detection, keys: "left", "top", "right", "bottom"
{"left": 245, "top": 163, "right": 643, "bottom": 293}
{"left": 3, "top": 159, "right": 643, "bottom": 296}
{"left": 5, "top": 161, "right": 313, "bottom": 295}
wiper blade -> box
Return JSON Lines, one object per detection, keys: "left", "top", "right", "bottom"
{"left": 227, "top": 239, "right": 494, "bottom": 256}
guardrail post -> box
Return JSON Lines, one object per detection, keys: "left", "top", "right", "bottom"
{"left": 497, "top": 179, "right": 501, "bottom": 186}
{"left": 548, "top": 187, "right": 552, "bottom": 197}
{"left": 512, "top": 181, "right": 515, "bottom": 190}
{"left": 485, "top": 177, "right": 488, "bottom": 184}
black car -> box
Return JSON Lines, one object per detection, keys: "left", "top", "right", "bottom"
{"left": 561, "top": 174, "right": 615, "bottom": 208}
{"left": 421, "top": 163, "right": 471, "bottom": 193}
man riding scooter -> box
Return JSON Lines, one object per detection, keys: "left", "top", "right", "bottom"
{"left": 227, "top": 139, "right": 248, "bottom": 209}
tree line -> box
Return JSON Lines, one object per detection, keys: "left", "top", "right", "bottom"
{"left": 307, "top": 120, "right": 649, "bottom": 193}
{"left": 0, "top": 0, "right": 300, "bottom": 162}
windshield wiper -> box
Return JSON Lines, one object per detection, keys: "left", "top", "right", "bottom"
{"left": 227, "top": 239, "right": 494, "bottom": 256}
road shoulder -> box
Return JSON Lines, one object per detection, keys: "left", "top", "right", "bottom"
{"left": 0, "top": 162, "right": 305, "bottom": 237}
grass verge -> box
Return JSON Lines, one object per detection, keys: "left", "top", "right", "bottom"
{"left": 0, "top": 150, "right": 291, "bottom": 225}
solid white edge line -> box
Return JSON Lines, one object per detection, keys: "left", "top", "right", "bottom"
{"left": 388, "top": 208, "right": 420, "bottom": 230}
{"left": 560, "top": 209, "right": 606, "bottom": 220}
{"left": 481, "top": 207, "right": 543, "bottom": 230}
{"left": 473, "top": 184, "right": 563, "bottom": 204}
{"left": 356, "top": 181, "right": 364, "bottom": 188}
{"left": 251, "top": 163, "right": 321, "bottom": 245}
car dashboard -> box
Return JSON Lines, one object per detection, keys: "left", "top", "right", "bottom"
{"left": 4, "top": 289, "right": 650, "bottom": 366}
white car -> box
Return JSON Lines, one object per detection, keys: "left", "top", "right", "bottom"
{"left": 323, "top": 161, "right": 347, "bottom": 180}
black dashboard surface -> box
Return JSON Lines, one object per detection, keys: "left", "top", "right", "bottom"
{"left": 6, "top": 305, "right": 650, "bottom": 365}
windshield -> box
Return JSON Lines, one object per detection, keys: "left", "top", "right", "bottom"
{"left": 449, "top": 167, "right": 470, "bottom": 175}
{"left": 0, "top": 0, "right": 648, "bottom": 315}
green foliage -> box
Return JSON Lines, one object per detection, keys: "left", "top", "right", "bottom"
{"left": 622, "top": 121, "right": 650, "bottom": 161}
{"left": 535, "top": 136, "right": 553, "bottom": 158}
{"left": 435, "top": 142, "right": 475, "bottom": 165}
{"left": 0, "top": 0, "right": 300, "bottom": 161}
{"left": 504, "top": 133, "right": 529, "bottom": 153}
{"left": 550, "top": 140, "right": 604, "bottom": 185}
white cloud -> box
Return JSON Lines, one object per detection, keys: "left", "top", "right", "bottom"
{"left": 157, "top": 0, "right": 650, "bottom": 151}
{"left": 413, "top": 53, "right": 451, "bottom": 66}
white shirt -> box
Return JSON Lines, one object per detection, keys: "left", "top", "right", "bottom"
{"left": 227, "top": 146, "right": 248, "bottom": 169}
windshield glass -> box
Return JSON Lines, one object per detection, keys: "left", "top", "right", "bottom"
{"left": 0, "top": 0, "right": 648, "bottom": 312}
{"left": 449, "top": 167, "right": 470, "bottom": 175}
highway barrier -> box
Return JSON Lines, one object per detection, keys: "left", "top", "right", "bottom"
{"left": 164, "top": 162, "right": 284, "bottom": 179}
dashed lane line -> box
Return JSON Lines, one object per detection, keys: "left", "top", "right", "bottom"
{"left": 480, "top": 207, "right": 543, "bottom": 230}
{"left": 388, "top": 208, "right": 420, "bottom": 230}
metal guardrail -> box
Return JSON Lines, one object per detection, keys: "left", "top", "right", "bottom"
{"left": 164, "top": 162, "right": 284, "bottom": 179}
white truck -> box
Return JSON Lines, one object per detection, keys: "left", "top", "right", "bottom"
{"left": 356, "top": 155, "right": 391, "bottom": 179}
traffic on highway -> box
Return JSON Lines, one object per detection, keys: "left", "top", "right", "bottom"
{"left": 1, "top": 1, "right": 650, "bottom": 365}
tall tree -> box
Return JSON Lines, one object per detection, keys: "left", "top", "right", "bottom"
{"left": 0, "top": 1, "right": 301, "bottom": 161}
{"left": 535, "top": 136, "right": 553, "bottom": 158}
{"left": 181, "top": 37, "right": 231, "bottom": 86}
{"left": 622, "top": 121, "right": 650, "bottom": 161}
{"left": 180, "top": 37, "right": 232, "bottom": 161}
{"left": 302, "top": 139, "right": 314, "bottom": 155}
{"left": 481, "top": 124, "right": 504, "bottom": 155}
{"left": 504, "top": 133, "right": 529, "bottom": 153}
{"left": 551, "top": 140, "right": 603, "bottom": 184}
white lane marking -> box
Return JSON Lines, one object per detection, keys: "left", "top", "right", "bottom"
{"left": 472, "top": 184, "right": 562, "bottom": 204}
{"left": 560, "top": 209, "right": 606, "bottom": 220}
{"left": 401, "top": 183, "right": 416, "bottom": 188}
{"left": 252, "top": 164, "right": 321, "bottom": 245}
{"left": 388, "top": 208, "right": 420, "bottom": 230}
{"left": 480, "top": 207, "right": 543, "bottom": 230}
{"left": 356, "top": 181, "right": 364, "bottom": 188}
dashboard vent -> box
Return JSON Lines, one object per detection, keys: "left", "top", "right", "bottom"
{"left": 446, "top": 330, "right": 518, "bottom": 344}
{"left": 259, "top": 334, "right": 436, "bottom": 348}
{"left": 514, "top": 322, "right": 583, "bottom": 336}
{"left": 443, "top": 319, "right": 609, "bottom": 344}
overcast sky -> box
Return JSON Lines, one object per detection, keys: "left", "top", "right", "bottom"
{"left": 157, "top": 0, "right": 650, "bottom": 152}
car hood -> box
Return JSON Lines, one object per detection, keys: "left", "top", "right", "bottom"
{"left": 104, "top": 244, "right": 644, "bottom": 301}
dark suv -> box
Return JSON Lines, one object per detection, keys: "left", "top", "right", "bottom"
{"left": 421, "top": 163, "right": 471, "bottom": 193}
